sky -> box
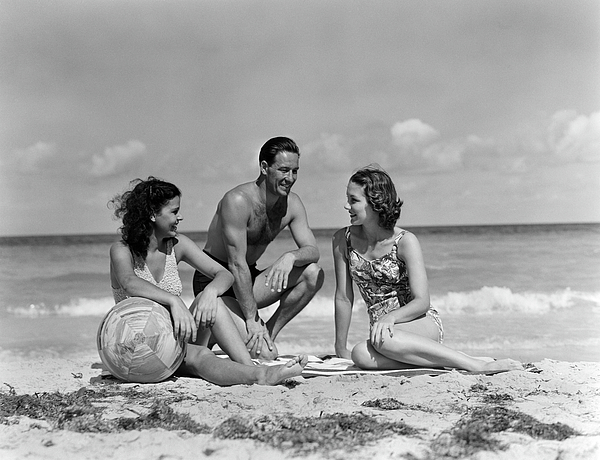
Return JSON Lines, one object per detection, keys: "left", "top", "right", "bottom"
{"left": 1, "top": 0, "right": 599, "bottom": 237}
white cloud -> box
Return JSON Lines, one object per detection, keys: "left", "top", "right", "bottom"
{"left": 89, "top": 140, "right": 147, "bottom": 177}
{"left": 549, "top": 110, "right": 600, "bottom": 162}
{"left": 12, "top": 142, "right": 57, "bottom": 173}
{"left": 391, "top": 119, "right": 440, "bottom": 149}
{"left": 303, "top": 110, "right": 600, "bottom": 179}
{"left": 302, "top": 133, "right": 353, "bottom": 172}
{"left": 422, "top": 141, "right": 464, "bottom": 170}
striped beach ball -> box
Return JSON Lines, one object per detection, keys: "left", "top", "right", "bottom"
{"left": 97, "top": 297, "right": 186, "bottom": 383}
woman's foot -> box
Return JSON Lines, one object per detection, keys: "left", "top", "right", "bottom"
{"left": 257, "top": 354, "right": 308, "bottom": 385}
{"left": 479, "top": 358, "right": 523, "bottom": 372}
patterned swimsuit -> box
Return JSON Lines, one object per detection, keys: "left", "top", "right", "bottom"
{"left": 345, "top": 227, "right": 444, "bottom": 342}
{"left": 112, "top": 239, "right": 183, "bottom": 303}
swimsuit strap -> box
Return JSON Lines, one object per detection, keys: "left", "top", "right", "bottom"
{"left": 345, "top": 226, "right": 407, "bottom": 257}
{"left": 344, "top": 226, "right": 352, "bottom": 252}
{"left": 390, "top": 229, "right": 407, "bottom": 258}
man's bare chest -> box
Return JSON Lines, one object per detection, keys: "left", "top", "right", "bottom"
{"left": 247, "top": 202, "right": 288, "bottom": 246}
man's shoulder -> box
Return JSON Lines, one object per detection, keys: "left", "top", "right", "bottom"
{"left": 286, "top": 190, "right": 307, "bottom": 210}
{"left": 221, "top": 182, "right": 257, "bottom": 208}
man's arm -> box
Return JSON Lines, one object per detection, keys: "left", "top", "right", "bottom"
{"left": 219, "top": 192, "right": 257, "bottom": 320}
{"left": 287, "top": 192, "right": 320, "bottom": 263}
{"left": 219, "top": 192, "right": 273, "bottom": 355}
{"left": 264, "top": 193, "right": 320, "bottom": 293}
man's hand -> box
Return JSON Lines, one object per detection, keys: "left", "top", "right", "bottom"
{"left": 245, "top": 314, "right": 274, "bottom": 357}
{"left": 264, "top": 253, "right": 295, "bottom": 293}
{"left": 190, "top": 291, "right": 218, "bottom": 331}
{"left": 169, "top": 297, "right": 198, "bottom": 343}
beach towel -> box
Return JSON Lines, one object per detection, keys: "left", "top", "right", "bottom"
{"left": 262, "top": 355, "right": 510, "bottom": 378}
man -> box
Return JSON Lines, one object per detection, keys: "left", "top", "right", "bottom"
{"left": 193, "top": 137, "right": 324, "bottom": 359}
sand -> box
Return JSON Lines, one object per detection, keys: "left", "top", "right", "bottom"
{"left": 0, "top": 352, "right": 599, "bottom": 460}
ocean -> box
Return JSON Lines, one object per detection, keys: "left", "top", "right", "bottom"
{"left": 1, "top": 224, "right": 599, "bottom": 364}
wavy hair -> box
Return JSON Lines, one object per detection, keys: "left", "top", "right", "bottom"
{"left": 349, "top": 165, "right": 403, "bottom": 230}
{"left": 258, "top": 136, "right": 300, "bottom": 165}
{"left": 109, "top": 177, "right": 181, "bottom": 258}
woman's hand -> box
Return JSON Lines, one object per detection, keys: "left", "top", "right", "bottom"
{"left": 370, "top": 313, "right": 395, "bottom": 347}
{"left": 190, "top": 291, "right": 219, "bottom": 331}
{"left": 169, "top": 297, "right": 197, "bottom": 343}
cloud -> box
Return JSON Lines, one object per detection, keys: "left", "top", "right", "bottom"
{"left": 302, "top": 110, "right": 600, "bottom": 177}
{"left": 302, "top": 133, "right": 355, "bottom": 172}
{"left": 548, "top": 110, "right": 600, "bottom": 163}
{"left": 391, "top": 119, "right": 440, "bottom": 150}
{"left": 422, "top": 141, "right": 465, "bottom": 171}
{"left": 11, "top": 142, "right": 57, "bottom": 173}
{"left": 89, "top": 140, "right": 147, "bottom": 177}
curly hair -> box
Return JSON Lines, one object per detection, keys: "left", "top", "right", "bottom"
{"left": 349, "top": 165, "right": 403, "bottom": 230}
{"left": 109, "top": 177, "right": 181, "bottom": 258}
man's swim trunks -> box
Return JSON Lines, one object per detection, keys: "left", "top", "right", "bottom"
{"left": 192, "top": 250, "right": 262, "bottom": 298}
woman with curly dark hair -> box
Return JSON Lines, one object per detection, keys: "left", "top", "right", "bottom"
{"left": 109, "top": 177, "right": 307, "bottom": 385}
{"left": 332, "top": 165, "right": 522, "bottom": 372}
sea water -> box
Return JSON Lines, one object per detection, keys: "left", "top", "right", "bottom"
{"left": 0, "top": 224, "right": 599, "bottom": 363}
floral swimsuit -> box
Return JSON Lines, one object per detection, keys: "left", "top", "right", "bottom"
{"left": 345, "top": 227, "right": 444, "bottom": 342}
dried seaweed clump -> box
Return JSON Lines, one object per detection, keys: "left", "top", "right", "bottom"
{"left": 431, "top": 405, "right": 579, "bottom": 458}
{"left": 0, "top": 385, "right": 101, "bottom": 427}
{"left": 0, "top": 386, "right": 209, "bottom": 434}
{"left": 214, "top": 412, "right": 420, "bottom": 454}
{"left": 114, "top": 400, "right": 210, "bottom": 434}
{"left": 361, "top": 397, "right": 429, "bottom": 412}
{"left": 480, "top": 393, "right": 514, "bottom": 404}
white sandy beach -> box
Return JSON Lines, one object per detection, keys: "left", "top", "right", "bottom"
{"left": 1, "top": 352, "right": 599, "bottom": 460}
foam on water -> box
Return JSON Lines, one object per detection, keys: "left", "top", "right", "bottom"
{"left": 7, "top": 297, "right": 116, "bottom": 318}
{"left": 6, "top": 286, "right": 599, "bottom": 318}
{"left": 431, "top": 286, "right": 600, "bottom": 315}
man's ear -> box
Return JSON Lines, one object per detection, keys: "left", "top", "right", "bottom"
{"left": 150, "top": 215, "right": 156, "bottom": 222}
{"left": 260, "top": 160, "right": 269, "bottom": 175}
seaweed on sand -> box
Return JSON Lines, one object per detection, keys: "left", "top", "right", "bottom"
{"left": 361, "top": 397, "right": 431, "bottom": 412}
{"left": 431, "top": 405, "right": 580, "bottom": 457}
{"left": 468, "top": 383, "right": 514, "bottom": 404}
{"left": 0, "top": 384, "right": 100, "bottom": 425}
{"left": 214, "top": 412, "right": 420, "bottom": 455}
{"left": 0, "top": 385, "right": 209, "bottom": 434}
{"left": 113, "top": 400, "right": 210, "bottom": 434}
{"left": 480, "top": 393, "right": 514, "bottom": 404}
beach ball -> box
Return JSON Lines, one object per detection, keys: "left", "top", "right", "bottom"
{"left": 97, "top": 297, "right": 187, "bottom": 383}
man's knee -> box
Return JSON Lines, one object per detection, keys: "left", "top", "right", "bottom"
{"left": 253, "top": 343, "right": 279, "bottom": 361}
{"left": 301, "top": 263, "right": 324, "bottom": 291}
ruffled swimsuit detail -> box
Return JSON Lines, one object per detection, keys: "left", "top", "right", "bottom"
{"left": 345, "top": 227, "right": 443, "bottom": 342}
{"left": 112, "top": 239, "right": 183, "bottom": 303}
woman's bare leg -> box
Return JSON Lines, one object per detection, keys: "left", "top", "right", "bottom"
{"left": 179, "top": 345, "right": 308, "bottom": 386}
{"left": 207, "top": 298, "right": 256, "bottom": 365}
{"left": 353, "top": 315, "right": 521, "bottom": 372}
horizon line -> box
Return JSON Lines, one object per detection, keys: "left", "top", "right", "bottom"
{"left": 1, "top": 221, "right": 598, "bottom": 240}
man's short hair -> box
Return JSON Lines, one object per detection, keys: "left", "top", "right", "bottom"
{"left": 259, "top": 137, "right": 300, "bottom": 165}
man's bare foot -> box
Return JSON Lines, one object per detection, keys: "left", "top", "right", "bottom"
{"left": 257, "top": 354, "right": 308, "bottom": 385}
{"left": 481, "top": 358, "right": 523, "bottom": 372}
